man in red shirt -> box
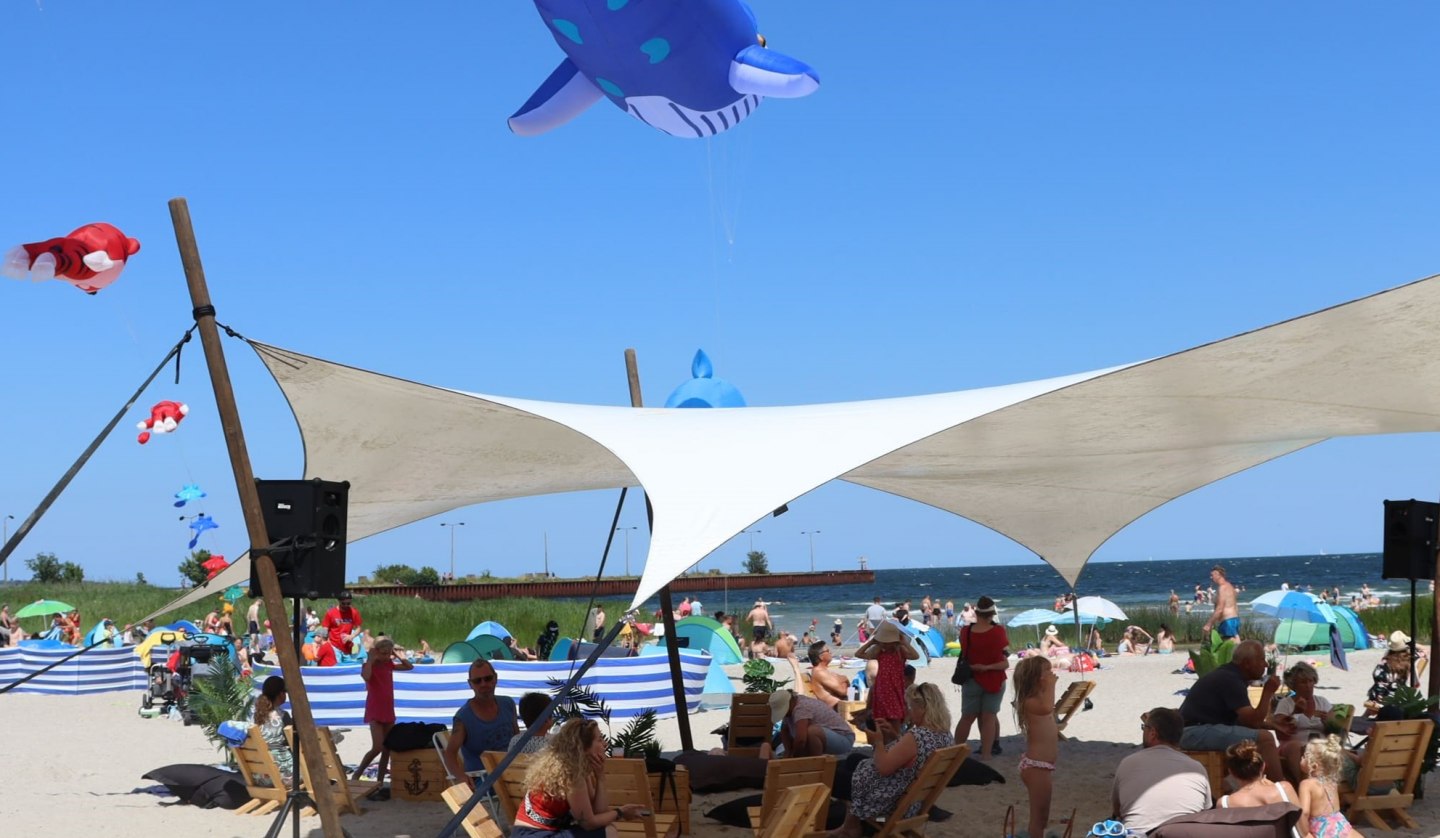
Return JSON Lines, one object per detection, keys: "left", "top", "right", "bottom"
{"left": 321, "top": 591, "right": 362, "bottom": 655}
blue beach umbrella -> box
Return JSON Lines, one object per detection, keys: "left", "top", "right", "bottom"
{"left": 1007, "top": 609, "right": 1064, "bottom": 628}
{"left": 1249, "top": 590, "right": 1331, "bottom": 624}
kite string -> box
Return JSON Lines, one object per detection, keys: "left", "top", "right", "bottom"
{"left": 0, "top": 325, "right": 198, "bottom": 572}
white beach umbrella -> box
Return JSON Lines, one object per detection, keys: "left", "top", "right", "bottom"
{"left": 1064, "top": 596, "right": 1128, "bottom": 622}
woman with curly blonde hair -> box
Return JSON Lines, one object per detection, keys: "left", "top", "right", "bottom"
{"left": 514, "top": 718, "right": 646, "bottom": 838}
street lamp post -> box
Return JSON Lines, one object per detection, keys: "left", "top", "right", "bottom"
{"left": 617, "top": 526, "right": 637, "bottom": 576}
{"left": 741, "top": 528, "right": 762, "bottom": 553}
{"left": 441, "top": 522, "right": 466, "bottom": 581}
{"left": 802, "top": 530, "right": 821, "bottom": 572}
{"left": 2, "top": 515, "right": 12, "bottom": 583}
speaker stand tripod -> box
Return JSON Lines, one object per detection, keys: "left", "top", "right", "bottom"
{"left": 262, "top": 597, "right": 352, "bottom": 838}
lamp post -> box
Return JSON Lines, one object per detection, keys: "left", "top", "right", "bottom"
{"left": 741, "top": 528, "right": 762, "bottom": 553}
{"left": 802, "top": 530, "right": 821, "bottom": 572}
{"left": 2, "top": 515, "right": 11, "bottom": 583}
{"left": 441, "top": 521, "right": 465, "bottom": 581}
{"left": 617, "top": 526, "right": 637, "bottom": 576}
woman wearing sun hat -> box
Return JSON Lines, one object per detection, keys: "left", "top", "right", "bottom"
{"left": 954, "top": 595, "right": 1009, "bottom": 760}
{"left": 1367, "top": 630, "right": 1425, "bottom": 714}
{"left": 855, "top": 620, "right": 919, "bottom": 743}
{"left": 1039, "top": 625, "right": 1071, "bottom": 665}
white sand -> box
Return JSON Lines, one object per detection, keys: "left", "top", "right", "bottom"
{"left": 2, "top": 647, "right": 1434, "bottom": 837}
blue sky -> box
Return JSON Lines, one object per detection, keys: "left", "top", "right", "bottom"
{"left": 2, "top": 3, "right": 1437, "bottom": 587}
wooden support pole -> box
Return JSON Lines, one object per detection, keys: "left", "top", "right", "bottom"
{"left": 168, "top": 198, "right": 345, "bottom": 838}
{"left": 624, "top": 348, "right": 694, "bottom": 752}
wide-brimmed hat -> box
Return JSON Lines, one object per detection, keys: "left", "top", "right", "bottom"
{"left": 1045, "top": 625, "right": 1059, "bottom": 636}
{"left": 1389, "top": 631, "right": 1412, "bottom": 653}
{"left": 768, "top": 689, "right": 795, "bottom": 724}
{"left": 873, "top": 621, "right": 903, "bottom": 644}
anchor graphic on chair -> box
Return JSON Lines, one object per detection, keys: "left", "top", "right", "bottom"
{"left": 403, "top": 757, "right": 430, "bottom": 797}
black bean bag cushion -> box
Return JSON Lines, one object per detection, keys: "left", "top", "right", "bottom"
{"left": 704, "top": 792, "right": 848, "bottom": 830}
{"left": 672, "top": 751, "right": 770, "bottom": 792}
{"left": 142, "top": 764, "right": 252, "bottom": 810}
{"left": 1149, "top": 803, "right": 1301, "bottom": 838}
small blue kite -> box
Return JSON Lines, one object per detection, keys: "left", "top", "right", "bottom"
{"left": 187, "top": 513, "right": 219, "bottom": 550}
{"left": 173, "top": 483, "right": 207, "bottom": 508}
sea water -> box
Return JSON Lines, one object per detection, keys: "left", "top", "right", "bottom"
{"left": 641, "top": 553, "right": 1409, "bottom": 638}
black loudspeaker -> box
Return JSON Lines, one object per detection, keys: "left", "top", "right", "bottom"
{"left": 250, "top": 479, "right": 350, "bottom": 598}
{"left": 1382, "top": 499, "right": 1439, "bottom": 581}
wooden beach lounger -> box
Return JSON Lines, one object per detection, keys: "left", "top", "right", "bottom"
{"left": 231, "top": 726, "right": 306, "bottom": 816}
{"left": 1340, "top": 717, "right": 1434, "bottom": 831}
{"left": 758, "top": 783, "right": 832, "bottom": 838}
{"left": 747, "top": 755, "right": 837, "bottom": 835}
{"left": 288, "top": 725, "right": 377, "bottom": 817}
{"left": 604, "top": 757, "right": 681, "bottom": 838}
{"left": 480, "top": 750, "right": 534, "bottom": 825}
{"left": 863, "top": 744, "right": 969, "bottom": 838}
{"left": 1053, "top": 680, "right": 1096, "bottom": 740}
{"left": 727, "top": 693, "right": 775, "bottom": 757}
{"left": 444, "top": 783, "right": 506, "bottom": 838}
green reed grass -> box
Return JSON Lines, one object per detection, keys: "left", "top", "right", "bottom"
{"left": 0, "top": 580, "right": 626, "bottom": 651}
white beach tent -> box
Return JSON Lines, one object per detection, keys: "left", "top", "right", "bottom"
{"left": 174, "top": 273, "right": 1440, "bottom": 618}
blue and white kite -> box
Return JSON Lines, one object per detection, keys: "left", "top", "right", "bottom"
{"left": 511, "top": 0, "right": 819, "bottom": 138}
{"left": 173, "top": 483, "right": 207, "bottom": 508}
{"left": 187, "top": 513, "right": 219, "bottom": 550}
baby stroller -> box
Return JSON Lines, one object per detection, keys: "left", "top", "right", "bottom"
{"left": 139, "top": 636, "right": 219, "bottom": 722}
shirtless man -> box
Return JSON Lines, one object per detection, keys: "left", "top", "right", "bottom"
{"left": 806, "top": 641, "right": 849, "bottom": 708}
{"left": 1201, "top": 565, "right": 1240, "bottom": 640}
{"left": 747, "top": 600, "right": 773, "bottom": 658}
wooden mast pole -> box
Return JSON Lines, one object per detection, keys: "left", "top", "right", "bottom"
{"left": 625, "top": 348, "right": 694, "bottom": 751}
{"left": 168, "top": 198, "right": 345, "bottom": 838}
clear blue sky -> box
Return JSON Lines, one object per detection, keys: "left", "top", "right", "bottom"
{"left": 2, "top": 3, "right": 1437, "bottom": 587}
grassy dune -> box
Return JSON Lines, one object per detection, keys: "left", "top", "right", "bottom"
{"left": 1, "top": 580, "right": 625, "bottom": 652}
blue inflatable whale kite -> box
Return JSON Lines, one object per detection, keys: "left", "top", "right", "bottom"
{"left": 512, "top": 0, "right": 819, "bottom": 138}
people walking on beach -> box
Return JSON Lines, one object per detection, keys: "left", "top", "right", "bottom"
{"left": 831, "top": 618, "right": 844, "bottom": 645}
{"left": 857, "top": 621, "right": 918, "bottom": 744}
{"left": 865, "top": 596, "right": 887, "bottom": 629}
{"left": 443, "top": 659, "right": 519, "bottom": 788}
{"left": 959, "top": 602, "right": 976, "bottom": 627}
{"left": 1013, "top": 656, "right": 1059, "bottom": 838}
{"left": 747, "top": 599, "right": 773, "bottom": 644}
{"left": 245, "top": 598, "right": 262, "bottom": 653}
{"left": 1298, "top": 736, "right": 1362, "bottom": 838}
{"left": 1201, "top": 565, "right": 1240, "bottom": 641}
{"left": 352, "top": 637, "right": 414, "bottom": 792}
{"left": 321, "top": 591, "right": 362, "bottom": 655}
{"left": 1169, "top": 590, "right": 1181, "bottom": 616}
{"left": 954, "top": 596, "right": 1009, "bottom": 761}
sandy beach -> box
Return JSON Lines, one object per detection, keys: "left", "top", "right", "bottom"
{"left": 2, "top": 646, "right": 1434, "bottom": 837}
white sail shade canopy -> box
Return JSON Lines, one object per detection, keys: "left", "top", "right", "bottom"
{"left": 185, "top": 274, "right": 1440, "bottom": 613}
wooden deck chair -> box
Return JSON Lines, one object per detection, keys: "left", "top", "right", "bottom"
{"left": 604, "top": 758, "right": 680, "bottom": 838}
{"left": 1180, "top": 750, "right": 1228, "bottom": 800}
{"left": 481, "top": 750, "right": 534, "bottom": 825}
{"left": 728, "top": 693, "right": 775, "bottom": 757}
{"left": 1340, "top": 717, "right": 1434, "bottom": 831}
{"left": 443, "top": 783, "right": 506, "bottom": 838}
{"left": 839, "top": 700, "right": 870, "bottom": 741}
{"left": 288, "top": 726, "right": 377, "bottom": 817}
{"left": 1053, "top": 680, "right": 1096, "bottom": 740}
{"left": 231, "top": 726, "right": 304, "bottom": 817}
{"left": 746, "top": 755, "right": 837, "bottom": 835}
{"left": 756, "top": 783, "right": 831, "bottom": 838}
{"left": 864, "top": 744, "right": 969, "bottom": 838}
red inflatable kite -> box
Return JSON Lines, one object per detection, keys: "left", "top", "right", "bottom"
{"left": 138, "top": 400, "right": 189, "bottom": 444}
{"left": 2, "top": 222, "right": 140, "bottom": 295}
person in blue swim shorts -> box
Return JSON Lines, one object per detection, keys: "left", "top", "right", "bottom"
{"left": 1201, "top": 565, "right": 1241, "bottom": 640}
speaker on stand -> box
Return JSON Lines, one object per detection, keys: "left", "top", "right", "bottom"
{"left": 1381, "top": 499, "right": 1439, "bottom": 696}
{"left": 249, "top": 478, "right": 352, "bottom": 838}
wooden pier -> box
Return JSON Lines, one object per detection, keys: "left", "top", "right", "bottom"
{"left": 350, "top": 569, "right": 875, "bottom": 602}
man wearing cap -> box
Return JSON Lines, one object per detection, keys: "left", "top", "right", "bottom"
{"left": 769, "top": 688, "right": 855, "bottom": 757}
{"left": 1112, "top": 708, "right": 1210, "bottom": 835}
{"left": 321, "top": 591, "right": 362, "bottom": 655}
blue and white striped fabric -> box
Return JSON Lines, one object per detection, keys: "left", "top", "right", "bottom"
{"left": 0, "top": 645, "right": 147, "bottom": 695}
{"left": 257, "top": 649, "right": 711, "bottom": 726}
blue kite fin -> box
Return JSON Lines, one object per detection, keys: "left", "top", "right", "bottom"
{"left": 729, "top": 45, "right": 820, "bottom": 99}
{"left": 509, "top": 58, "right": 604, "bottom": 136}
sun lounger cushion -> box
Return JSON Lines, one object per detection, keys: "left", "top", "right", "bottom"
{"left": 1149, "top": 802, "right": 1301, "bottom": 838}
{"left": 672, "top": 751, "right": 768, "bottom": 792}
